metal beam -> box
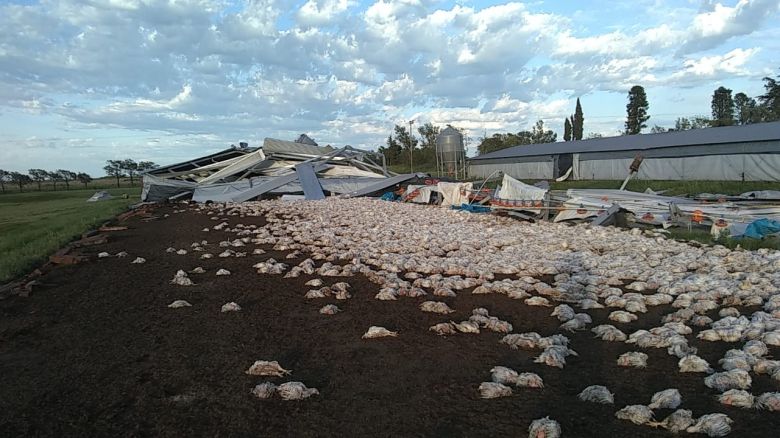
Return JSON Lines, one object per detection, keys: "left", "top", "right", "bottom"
{"left": 295, "top": 163, "right": 326, "bottom": 200}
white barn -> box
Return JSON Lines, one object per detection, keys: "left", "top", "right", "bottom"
{"left": 468, "top": 121, "right": 780, "bottom": 181}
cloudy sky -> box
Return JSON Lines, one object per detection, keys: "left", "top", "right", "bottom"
{"left": 1, "top": 0, "right": 779, "bottom": 175}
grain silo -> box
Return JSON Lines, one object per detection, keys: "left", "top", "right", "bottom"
{"left": 436, "top": 125, "right": 467, "bottom": 179}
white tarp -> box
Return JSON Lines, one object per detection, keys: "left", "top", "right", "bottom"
{"left": 495, "top": 174, "right": 547, "bottom": 213}
{"left": 404, "top": 184, "right": 438, "bottom": 203}
{"left": 437, "top": 182, "right": 473, "bottom": 207}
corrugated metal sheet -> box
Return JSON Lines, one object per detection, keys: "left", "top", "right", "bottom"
{"left": 262, "top": 138, "right": 333, "bottom": 156}
{"left": 470, "top": 121, "right": 780, "bottom": 161}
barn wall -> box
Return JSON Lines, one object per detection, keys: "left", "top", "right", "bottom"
{"left": 576, "top": 154, "right": 780, "bottom": 181}
{"left": 468, "top": 160, "right": 555, "bottom": 180}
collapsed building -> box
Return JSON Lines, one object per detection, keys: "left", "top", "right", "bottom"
{"left": 141, "top": 138, "right": 422, "bottom": 202}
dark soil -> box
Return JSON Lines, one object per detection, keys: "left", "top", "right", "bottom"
{"left": 1, "top": 204, "right": 778, "bottom": 438}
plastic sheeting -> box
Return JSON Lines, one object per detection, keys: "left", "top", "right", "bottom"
{"left": 438, "top": 182, "right": 473, "bottom": 207}
{"left": 495, "top": 174, "right": 547, "bottom": 213}
{"left": 404, "top": 184, "right": 438, "bottom": 203}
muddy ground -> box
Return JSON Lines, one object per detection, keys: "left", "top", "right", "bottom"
{"left": 0, "top": 204, "right": 778, "bottom": 437}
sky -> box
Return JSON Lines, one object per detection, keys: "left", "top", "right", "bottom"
{"left": 1, "top": 0, "right": 779, "bottom": 175}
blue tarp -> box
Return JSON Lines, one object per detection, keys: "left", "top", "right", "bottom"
{"left": 742, "top": 219, "right": 780, "bottom": 239}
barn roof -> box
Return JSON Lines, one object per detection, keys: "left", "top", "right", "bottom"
{"left": 470, "top": 121, "right": 780, "bottom": 161}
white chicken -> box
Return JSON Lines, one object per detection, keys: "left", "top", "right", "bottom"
{"left": 419, "top": 301, "right": 455, "bottom": 314}
{"left": 362, "top": 326, "right": 398, "bottom": 339}
{"left": 168, "top": 300, "right": 192, "bottom": 308}
{"left": 718, "top": 389, "right": 755, "bottom": 408}
{"left": 649, "top": 409, "right": 694, "bottom": 433}
{"left": 277, "top": 382, "right": 319, "bottom": 400}
{"left": 686, "top": 413, "right": 732, "bottom": 437}
{"left": 648, "top": 388, "right": 682, "bottom": 409}
{"left": 251, "top": 382, "right": 277, "bottom": 399}
{"left": 516, "top": 372, "right": 544, "bottom": 388}
{"left": 245, "top": 360, "right": 291, "bottom": 377}
{"left": 678, "top": 355, "right": 713, "bottom": 373}
{"left": 528, "top": 417, "right": 561, "bottom": 438}
{"left": 704, "top": 369, "right": 751, "bottom": 391}
{"left": 615, "top": 405, "right": 654, "bottom": 425}
{"left": 578, "top": 385, "right": 614, "bottom": 404}
{"left": 221, "top": 302, "right": 241, "bottom": 312}
{"left": 478, "top": 382, "right": 512, "bottom": 399}
{"left": 490, "top": 366, "right": 519, "bottom": 385}
{"left": 319, "top": 304, "right": 340, "bottom": 315}
{"left": 755, "top": 392, "right": 780, "bottom": 411}
{"left": 617, "top": 352, "right": 648, "bottom": 368}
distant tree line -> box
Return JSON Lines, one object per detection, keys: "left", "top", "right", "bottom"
{"left": 379, "top": 122, "right": 456, "bottom": 169}
{"left": 0, "top": 159, "right": 157, "bottom": 193}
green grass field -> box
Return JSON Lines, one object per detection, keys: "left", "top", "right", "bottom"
{"left": 0, "top": 188, "right": 139, "bottom": 283}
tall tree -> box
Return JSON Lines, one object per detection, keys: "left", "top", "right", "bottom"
{"left": 672, "top": 116, "right": 711, "bottom": 131}
{"left": 734, "top": 92, "right": 757, "bottom": 125}
{"left": 121, "top": 159, "right": 139, "bottom": 186}
{"left": 573, "top": 98, "right": 584, "bottom": 140}
{"left": 416, "top": 123, "right": 439, "bottom": 149}
{"left": 104, "top": 160, "right": 125, "bottom": 188}
{"left": 58, "top": 170, "right": 77, "bottom": 190}
{"left": 563, "top": 118, "right": 572, "bottom": 141}
{"left": 0, "top": 169, "right": 8, "bottom": 193}
{"left": 28, "top": 169, "right": 47, "bottom": 191}
{"left": 758, "top": 72, "right": 780, "bottom": 121}
{"left": 137, "top": 161, "right": 158, "bottom": 173}
{"left": 76, "top": 172, "right": 93, "bottom": 189}
{"left": 711, "top": 86, "right": 735, "bottom": 127}
{"left": 394, "top": 125, "right": 418, "bottom": 153}
{"left": 46, "top": 170, "right": 63, "bottom": 191}
{"left": 650, "top": 125, "right": 667, "bottom": 133}
{"left": 625, "top": 85, "right": 650, "bottom": 135}
{"left": 378, "top": 134, "right": 403, "bottom": 165}
{"left": 10, "top": 172, "right": 31, "bottom": 192}
{"left": 530, "top": 120, "right": 557, "bottom": 143}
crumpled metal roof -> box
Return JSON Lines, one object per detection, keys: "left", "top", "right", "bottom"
{"left": 262, "top": 138, "right": 334, "bottom": 156}
{"left": 470, "top": 121, "right": 780, "bottom": 161}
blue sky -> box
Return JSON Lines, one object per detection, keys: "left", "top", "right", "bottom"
{"left": 1, "top": 0, "right": 779, "bottom": 175}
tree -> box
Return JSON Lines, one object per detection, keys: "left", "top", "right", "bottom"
{"left": 650, "top": 125, "right": 667, "bottom": 133}
{"left": 417, "top": 123, "right": 439, "bottom": 149}
{"left": 625, "top": 85, "right": 649, "bottom": 135}
{"left": 57, "top": 170, "right": 77, "bottom": 190}
{"left": 733, "top": 92, "right": 757, "bottom": 125}
{"left": 76, "top": 172, "right": 93, "bottom": 189}
{"left": 10, "top": 172, "right": 31, "bottom": 192}
{"left": 394, "top": 125, "right": 418, "bottom": 153}
{"left": 758, "top": 72, "right": 780, "bottom": 121}
{"left": 45, "top": 170, "right": 62, "bottom": 191}
{"left": 137, "top": 161, "right": 158, "bottom": 173}
{"left": 530, "top": 119, "right": 557, "bottom": 143}
{"left": 0, "top": 169, "right": 8, "bottom": 194}
{"left": 672, "top": 116, "right": 711, "bottom": 131}
{"left": 573, "top": 98, "right": 584, "bottom": 140}
{"left": 28, "top": 169, "right": 48, "bottom": 191}
{"left": 121, "top": 159, "right": 139, "bottom": 186}
{"left": 711, "top": 86, "right": 735, "bottom": 127}
{"left": 585, "top": 132, "right": 604, "bottom": 139}
{"left": 104, "top": 160, "right": 125, "bottom": 188}
{"left": 563, "top": 118, "right": 572, "bottom": 141}
{"left": 378, "top": 135, "right": 403, "bottom": 165}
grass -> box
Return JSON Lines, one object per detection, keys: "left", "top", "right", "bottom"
{"left": 0, "top": 188, "right": 140, "bottom": 283}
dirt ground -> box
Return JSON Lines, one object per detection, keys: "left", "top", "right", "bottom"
{"left": 1, "top": 204, "right": 778, "bottom": 437}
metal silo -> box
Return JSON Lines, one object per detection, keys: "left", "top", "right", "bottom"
{"left": 436, "top": 125, "right": 466, "bottom": 179}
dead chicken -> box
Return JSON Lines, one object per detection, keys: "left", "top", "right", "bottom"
{"left": 452, "top": 320, "right": 480, "bottom": 334}
{"left": 479, "top": 381, "right": 512, "bottom": 399}
{"left": 484, "top": 317, "right": 513, "bottom": 333}
{"left": 305, "top": 288, "right": 330, "bottom": 299}
{"left": 419, "top": 301, "right": 455, "bottom": 314}
{"left": 131, "top": 257, "right": 146, "bottom": 264}
{"left": 245, "top": 360, "right": 291, "bottom": 377}
{"left": 534, "top": 346, "right": 574, "bottom": 369}
{"left": 560, "top": 313, "right": 592, "bottom": 332}
{"left": 251, "top": 382, "right": 277, "bottom": 399}
{"left": 170, "top": 270, "right": 194, "bottom": 286}
{"left": 648, "top": 388, "right": 682, "bottom": 409}
{"left": 704, "top": 369, "right": 751, "bottom": 391}
{"left": 319, "top": 304, "right": 340, "bottom": 315}
{"left": 501, "top": 332, "right": 542, "bottom": 350}
{"left": 678, "top": 355, "right": 714, "bottom": 373}
{"left": 578, "top": 385, "right": 614, "bottom": 404}
{"left": 516, "top": 372, "right": 544, "bottom": 388}
{"left": 718, "top": 389, "right": 755, "bottom": 408}
{"left": 433, "top": 287, "right": 457, "bottom": 297}
{"left": 528, "top": 417, "right": 561, "bottom": 438}
{"left": 190, "top": 267, "right": 206, "bottom": 274}
{"left": 609, "top": 310, "right": 638, "bottom": 323}
{"left": 176, "top": 249, "right": 187, "bottom": 255}
{"left": 221, "top": 302, "right": 241, "bottom": 312}
{"left": 686, "top": 413, "right": 733, "bottom": 437}
{"left": 277, "top": 382, "right": 319, "bottom": 400}
{"left": 525, "top": 296, "right": 552, "bottom": 307}
{"left": 491, "top": 366, "right": 519, "bottom": 385}
{"left": 617, "top": 351, "right": 648, "bottom": 368}
{"left": 168, "top": 300, "right": 192, "bottom": 308}
{"left": 216, "top": 268, "right": 231, "bottom": 276}
{"left": 755, "top": 392, "right": 780, "bottom": 411}
{"left": 615, "top": 404, "right": 654, "bottom": 425}
{"left": 591, "top": 324, "right": 627, "bottom": 342}
{"left": 375, "top": 288, "right": 398, "bottom": 300}
{"left": 331, "top": 282, "right": 352, "bottom": 300}
{"left": 649, "top": 409, "right": 694, "bottom": 433}
{"left": 429, "top": 322, "right": 457, "bottom": 336}
{"left": 551, "top": 304, "right": 575, "bottom": 322}
{"left": 362, "top": 326, "right": 398, "bottom": 339}
{"left": 305, "top": 278, "right": 324, "bottom": 287}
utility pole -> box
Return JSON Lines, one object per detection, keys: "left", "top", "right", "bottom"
{"left": 408, "top": 119, "right": 415, "bottom": 173}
